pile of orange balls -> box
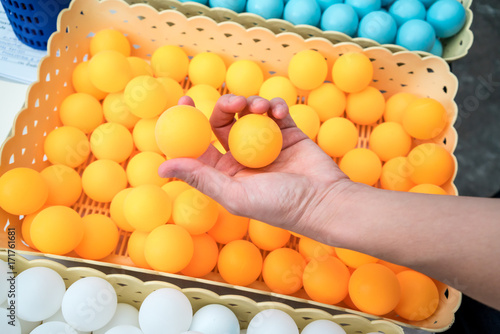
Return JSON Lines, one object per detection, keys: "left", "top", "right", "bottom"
{"left": 0, "top": 28, "right": 454, "bottom": 322}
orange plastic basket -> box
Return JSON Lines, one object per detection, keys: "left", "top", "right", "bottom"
{"left": 0, "top": 0, "right": 461, "bottom": 332}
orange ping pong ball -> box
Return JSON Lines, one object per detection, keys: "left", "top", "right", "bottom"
{"left": 88, "top": 50, "right": 133, "bottom": 93}
{"left": 44, "top": 126, "right": 90, "bottom": 168}
{"left": 248, "top": 219, "right": 290, "bottom": 251}
{"left": 123, "top": 184, "right": 172, "bottom": 232}
{"left": 81, "top": 159, "right": 128, "bottom": 203}
{"left": 162, "top": 180, "right": 192, "bottom": 201}
{"left": 225, "top": 59, "right": 264, "bottom": 98}
{"left": 335, "top": 248, "right": 378, "bottom": 269}
{"left": 30, "top": 206, "right": 84, "bottom": 255}
{"left": 384, "top": 92, "right": 418, "bottom": 124}
{"left": 395, "top": 270, "right": 439, "bottom": 321}
{"left": 124, "top": 75, "right": 168, "bottom": 119}
{"left": 403, "top": 97, "right": 447, "bottom": 140}
{"left": 40, "top": 164, "right": 82, "bottom": 207}
{"left": 132, "top": 117, "right": 162, "bottom": 154}
{"left": 407, "top": 143, "right": 455, "bottom": 186}
{"left": 303, "top": 257, "right": 350, "bottom": 304}
{"left": 298, "top": 237, "right": 336, "bottom": 262}
{"left": 151, "top": 45, "right": 189, "bottom": 82}
{"left": 339, "top": 148, "right": 382, "bottom": 186}
{"left": 180, "top": 233, "right": 219, "bottom": 278}
{"left": 228, "top": 114, "right": 283, "bottom": 168}
{"left": 172, "top": 188, "right": 219, "bottom": 235}
{"left": 196, "top": 99, "right": 217, "bottom": 141}
{"left": 409, "top": 184, "right": 448, "bottom": 195}
{"left": 0, "top": 167, "right": 48, "bottom": 215}
{"left": 380, "top": 157, "right": 415, "bottom": 192}
{"left": 259, "top": 76, "right": 297, "bottom": 106}
{"left": 317, "top": 117, "right": 358, "bottom": 158}
{"left": 127, "top": 56, "right": 154, "bottom": 78}
{"left": 90, "top": 122, "right": 134, "bottom": 163}
{"left": 307, "top": 83, "right": 346, "bottom": 122}
{"left": 155, "top": 105, "right": 212, "bottom": 159}
{"left": 332, "top": 52, "right": 373, "bottom": 93}
{"left": 208, "top": 204, "right": 249, "bottom": 244}
{"left": 346, "top": 86, "right": 385, "bottom": 125}
{"left": 262, "top": 248, "right": 306, "bottom": 295}
{"left": 59, "top": 93, "right": 103, "bottom": 134}
{"left": 144, "top": 224, "right": 194, "bottom": 273}
{"left": 156, "top": 77, "right": 184, "bottom": 110}
{"left": 378, "top": 259, "right": 409, "bottom": 274}
{"left": 188, "top": 51, "right": 227, "bottom": 88}
{"left": 128, "top": 230, "right": 152, "bottom": 269}
{"left": 22, "top": 210, "right": 42, "bottom": 249}
{"left": 102, "top": 92, "right": 140, "bottom": 130}
{"left": 289, "top": 104, "right": 320, "bottom": 140}
{"left": 162, "top": 180, "right": 192, "bottom": 223}
{"left": 109, "top": 188, "right": 135, "bottom": 232}
{"left": 369, "top": 122, "right": 412, "bottom": 161}
{"left": 218, "top": 240, "right": 263, "bottom": 287}
{"left": 72, "top": 61, "right": 107, "bottom": 100}
{"left": 126, "top": 151, "right": 167, "bottom": 187}
{"left": 90, "top": 29, "right": 131, "bottom": 57}
{"left": 288, "top": 49, "right": 328, "bottom": 91}
{"left": 349, "top": 263, "right": 401, "bottom": 316}
{"left": 74, "top": 214, "right": 119, "bottom": 260}
{"left": 186, "top": 84, "right": 221, "bottom": 105}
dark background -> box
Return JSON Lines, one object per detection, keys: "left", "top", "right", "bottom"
{"left": 451, "top": 0, "right": 500, "bottom": 198}
{"left": 440, "top": 1, "right": 500, "bottom": 331}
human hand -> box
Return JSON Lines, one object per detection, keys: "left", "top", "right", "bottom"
{"left": 158, "top": 94, "right": 354, "bottom": 236}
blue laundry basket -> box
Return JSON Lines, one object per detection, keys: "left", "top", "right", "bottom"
{"left": 1, "top": 0, "right": 71, "bottom": 50}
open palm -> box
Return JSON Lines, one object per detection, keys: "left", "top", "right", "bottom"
{"left": 159, "top": 94, "right": 351, "bottom": 233}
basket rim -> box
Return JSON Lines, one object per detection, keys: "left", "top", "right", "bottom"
{"left": 134, "top": 0, "right": 474, "bottom": 62}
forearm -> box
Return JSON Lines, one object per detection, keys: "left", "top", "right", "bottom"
{"left": 313, "top": 182, "right": 500, "bottom": 310}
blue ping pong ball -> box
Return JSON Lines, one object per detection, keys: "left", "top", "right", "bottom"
{"left": 345, "top": 0, "right": 381, "bottom": 19}
{"left": 321, "top": 4, "right": 359, "bottom": 37}
{"left": 426, "top": 0, "right": 466, "bottom": 38}
{"left": 430, "top": 38, "right": 443, "bottom": 56}
{"left": 358, "top": 11, "right": 397, "bottom": 44}
{"left": 396, "top": 19, "right": 436, "bottom": 52}
{"left": 418, "top": 0, "right": 437, "bottom": 8}
{"left": 284, "top": 0, "right": 321, "bottom": 26}
{"left": 209, "top": 0, "right": 246, "bottom": 12}
{"left": 246, "top": 0, "right": 284, "bottom": 19}
{"left": 382, "top": 0, "right": 396, "bottom": 7}
{"left": 316, "top": 0, "right": 343, "bottom": 12}
{"left": 389, "top": 0, "right": 426, "bottom": 27}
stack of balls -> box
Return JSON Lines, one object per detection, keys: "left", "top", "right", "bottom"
{"left": 0, "top": 261, "right": 361, "bottom": 334}
{"left": 0, "top": 28, "right": 452, "bottom": 321}
{"left": 176, "top": 0, "right": 467, "bottom": 55}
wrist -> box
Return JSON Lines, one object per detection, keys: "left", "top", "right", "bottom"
{"left": 296, "top": 179, "right": 370, "bottom": 248}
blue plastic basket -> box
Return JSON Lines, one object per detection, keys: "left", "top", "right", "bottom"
{"left": 1, "top": 0, "right": 71, "bottom": 50}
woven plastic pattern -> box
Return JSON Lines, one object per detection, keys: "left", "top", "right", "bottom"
{"left": 125, "top": 0, "right": 474, "bottom": 62}
{"left": 0, "top": 0, "right": 460, "bottom": 332}
{"left": 0, "top": 0, "right": 71, "bottom": 50}
{"left": 0, "top": 252, "right": 404, "bottom": 333}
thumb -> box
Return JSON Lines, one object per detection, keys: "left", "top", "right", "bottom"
{"left": 158, "top": 158, "right": 242, "bottom": 211}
